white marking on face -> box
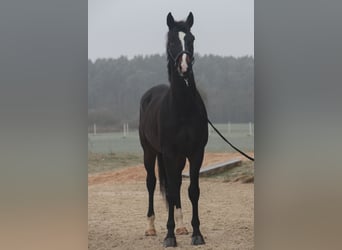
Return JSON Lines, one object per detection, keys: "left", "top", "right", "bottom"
{"left": 178, "top": 32, "right": 186, "bottom": 51}
{"left": 178, "top": 32, "right": 188, "bottom": 73}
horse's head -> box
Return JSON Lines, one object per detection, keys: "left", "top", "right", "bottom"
{"left": 166, "top": 12, "right": 195, "bottom": 78}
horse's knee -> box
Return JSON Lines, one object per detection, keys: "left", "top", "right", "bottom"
{"left": 188, "top": 185, "right": 200, "bottom": 202}
{"left": 146, "top": 174, "right": 156, "bottom": 191}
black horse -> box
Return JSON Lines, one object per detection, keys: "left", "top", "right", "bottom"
{"left": 139, "top": 12, "right": 208, "bottom": 247}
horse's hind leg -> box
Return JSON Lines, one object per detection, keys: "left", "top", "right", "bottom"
{"left": 143, "top": 147, "right": 157, "bottom": 236}
{"left": 162, "top": 154, "right": 186, "bottom": 247}
{"left": 157, "top": 153, "right": 187, "bottom": 235}
{"left": 175, "top": 161, "right": 188, "bottom": 235}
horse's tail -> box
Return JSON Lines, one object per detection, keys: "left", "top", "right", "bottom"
{"left": 157, "top": 153, "right": 167, "bottom": 200}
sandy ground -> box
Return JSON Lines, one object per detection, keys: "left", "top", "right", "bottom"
{"left": 88, "top": 153, "right": 254, "bottom": 249}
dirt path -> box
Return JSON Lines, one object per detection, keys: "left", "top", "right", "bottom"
{"left": 88, "top": 153, "right": 254, "bottom": 249}
{"left": 88, "top": 152, "right": 254, "bottom": 185}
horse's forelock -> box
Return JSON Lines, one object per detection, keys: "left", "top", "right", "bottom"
{"left": 169, "top": 21, "right": 190, "bottom": 33}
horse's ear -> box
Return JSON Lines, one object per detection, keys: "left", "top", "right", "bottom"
{"left": 167, "top": 12, "right": 175, "bottom": 29}
{"left": 186, "top": 12, "right": 194, "bottom": 28}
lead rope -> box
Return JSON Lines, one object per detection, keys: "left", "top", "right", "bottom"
{"left": 207, "top": 119, "right": 254, "bottom": 161}
{"left": 170, "top": 51, "right": 253, "bottom": 161}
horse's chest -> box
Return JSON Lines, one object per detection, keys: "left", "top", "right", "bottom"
{"left": 160, "top": 104, "right": 207, "bottom": 153}
{"left": 175, "top": 126, "right": 193, "bottom": 142}
{"left": 173, "top": 124, "right": 202, "bottom": 153}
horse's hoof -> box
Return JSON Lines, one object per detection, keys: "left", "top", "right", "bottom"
{"left": 191, "top": 235, "right": 205, "bottom": 245}
{"left": 145, "top": 229, "right": 157, "bottom": 236}
{"left": 163, "top": 237, "right": 177, "bottom": 247}
{"left": 176, "top": 227, "right": 189, "bottom": 235}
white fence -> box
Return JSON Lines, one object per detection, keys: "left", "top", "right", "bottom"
{"left": 90, "top": 122, "right": 254, "bottom": 137}
{"left": 88, "top": 123, "right": 254, "bottom": 153}
{"left": 208, "top": 122, "right": 254, "bottom": 137}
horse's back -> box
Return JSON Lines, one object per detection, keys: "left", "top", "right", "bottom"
{"left": 139, "top": 84, "right": 169, "bottom": 151}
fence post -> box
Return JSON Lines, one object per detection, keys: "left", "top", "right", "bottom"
{"left": 126, "top": 123, "right": 129, "bottom": 137}
{"left": 123, "top": 123, "right": 126, "bottom": 138}
{"left": 249, "top": 122, "right": 253, "bottom": 136}
{"left": 93, "top": 123, "right": 96, "bottom": 136}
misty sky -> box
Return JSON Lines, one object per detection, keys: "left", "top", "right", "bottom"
{"left": 88, "top": 0, "right": 253, "bottom": 60}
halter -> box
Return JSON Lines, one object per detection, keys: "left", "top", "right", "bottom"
{"left": 167, "top": 48, "right": 195, "bottom": 67}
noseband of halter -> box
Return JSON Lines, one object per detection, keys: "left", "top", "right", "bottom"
{"left": 167, "top": 48, "right": 195, "bottom": 67}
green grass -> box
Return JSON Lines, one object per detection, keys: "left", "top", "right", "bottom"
{"left": 88, "top": 151, "right": 254, "bottom": 183}
{"left": 88, "top": 123, "right": 254, "bottom": 154}
{"left": 88, "top": 123, "right": 254, "bottom": 177}
{"left": 88, "top": 152, "right": 142, "bottom": 174}
{"left": 205, "top": 161, "right": 254, "bottom": 183}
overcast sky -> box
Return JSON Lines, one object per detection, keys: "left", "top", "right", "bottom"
{"left": 88, "top": 0, "right": 253, "bottom": 60}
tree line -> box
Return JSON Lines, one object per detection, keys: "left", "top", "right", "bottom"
{"left": 88, "top": 54, "right": 253, "bottom": 131}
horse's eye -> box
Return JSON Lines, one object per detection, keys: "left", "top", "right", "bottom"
{"left": 187, "top": 38, "right": 194, "bottom": 44}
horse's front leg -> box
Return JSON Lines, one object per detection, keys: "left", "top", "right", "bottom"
{"left": 164, "top": 196, "right": 177, "bottom": 247}
{"left": 188, "top": 149, "right": 205, "bottom": 245}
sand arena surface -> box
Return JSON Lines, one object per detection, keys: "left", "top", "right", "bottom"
{"left": 88, "top": 153, "right": 254, "bottom": 249}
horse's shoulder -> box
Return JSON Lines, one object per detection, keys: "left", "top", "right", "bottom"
{"left": 141, "top": 84, "right": 169, "bottom": 106}
{"left": 145, "top": 84, "right": 169, "bottom": 95}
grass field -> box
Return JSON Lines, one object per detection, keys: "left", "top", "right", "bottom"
{"left": 88, "top": 123, "right": 254, "bottom": 174}
{"left": 88, "top": 152, "right": 142, "bottom": 174}
{"left": 88, "top": 123, "right": 254, "bottom": 154}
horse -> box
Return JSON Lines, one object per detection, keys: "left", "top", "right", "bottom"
{"left": 139, "top": 12, "right": 208, "bottom": 247}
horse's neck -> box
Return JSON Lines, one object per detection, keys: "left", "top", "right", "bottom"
{"left": 169, "top": 70, "right": 197, "bottom": 114}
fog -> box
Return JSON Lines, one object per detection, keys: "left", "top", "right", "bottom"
{"left": 88, "top": 0, "right": 253, "bottom": 59}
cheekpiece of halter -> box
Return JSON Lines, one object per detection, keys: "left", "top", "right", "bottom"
{"left": 167, "top": 49, "right": 195, "bottom": 66}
